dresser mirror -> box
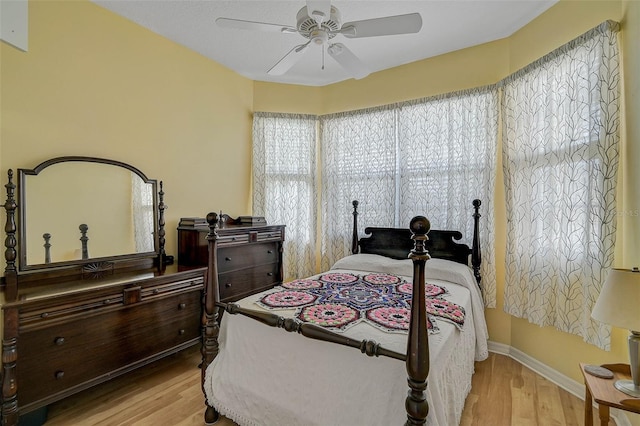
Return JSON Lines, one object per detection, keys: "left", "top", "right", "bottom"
{"left": 16, "top": 156, "right": 160, "bottom": 272}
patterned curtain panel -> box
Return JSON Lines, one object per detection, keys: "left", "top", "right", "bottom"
{"left": 319, "top": 98, "right": 498, "bottom": 308}
{"left": 398, "top": 88, "right": 498, "bottom": 307}
{"left": 320, "top": 106, "right": 398, "bottom": 270}
{"left": 501, "top": 21, "right": 620, "bottom": 349}
{"left": 252, "top": 113, "right": 318, "bottom": 280}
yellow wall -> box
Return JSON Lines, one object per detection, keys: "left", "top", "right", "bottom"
{"left": 0, "top": 0, "right": 254, "bottom": 275}
{"left": 616, "top": 5, "right": 638, "bottom": 424}
{"left": 621, "top": 0, "right": 640, "bottom": 269}
{"left": 254, "top": 38, "right": 509, "bottom": 115}
{"left": 253, "top": 81, "right": 324, "bottom": 115}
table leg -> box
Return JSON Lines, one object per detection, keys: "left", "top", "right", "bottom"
{"left": 598, "top": 404, "right": 610, "bottom": 426}
{"left": 585, "top": 386, "right": 593, "bottom": 426}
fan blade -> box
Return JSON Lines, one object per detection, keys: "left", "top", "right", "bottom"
{"left": 327, "top": 43, "right": 370, "bottom": 80}
{"left": 268, "top": 43, "right": 311, "bottom": 75}
{"left": 340, "top": 13, "right": 422, "bottom": 38}
{"left": 216, "top": 17, "right": 297, "bottom": 34}
{"left": 306, "top": 0, "right": 331, "bottom": 25}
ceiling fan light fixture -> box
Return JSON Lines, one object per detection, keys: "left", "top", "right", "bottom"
{"left": 310, "top": 29, "right": 329, "bottom": 45}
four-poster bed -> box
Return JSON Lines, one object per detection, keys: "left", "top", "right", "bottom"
{"left": 200, "top": 199, "right": 487, "bottom": 425}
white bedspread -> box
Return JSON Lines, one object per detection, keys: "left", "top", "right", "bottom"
{"left": 204, "top": 255, "right": 488, "bottom": 426}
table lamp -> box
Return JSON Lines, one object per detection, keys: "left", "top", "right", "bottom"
{"left": 591, "top": 267, "right": 640, "bottom": 397}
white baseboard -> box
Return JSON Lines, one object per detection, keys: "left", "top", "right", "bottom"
{"left": 487, "top": 341, "right": 632, "bottom": 426}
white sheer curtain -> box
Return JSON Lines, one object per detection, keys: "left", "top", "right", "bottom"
{"left": 398, "top": 88, "right": 498, "bottom": 307}
{"left": 252, "top": 113, "right": 318, "bottom": 280}
{"left": 501, "top": 21, "right": 620, "bottom": 349}
{"left": 320, "top": 106, "right": 397, "bottom": 270}
{"left": 131, "top": 174, "right": 155, "bottom": 253}
{"left": 320, "top": 92, "right": 498, "bottom": 307}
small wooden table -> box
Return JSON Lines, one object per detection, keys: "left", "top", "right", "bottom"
{"left": 580, "top": 363, "right": 640, "bottom": 426}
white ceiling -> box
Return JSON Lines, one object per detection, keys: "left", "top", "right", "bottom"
{"left": 92, "top": 0, "right": 558, "bottom": 87}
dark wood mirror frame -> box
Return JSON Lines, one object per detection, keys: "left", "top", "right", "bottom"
{"left": 4, "top": 156, "right": 167, "bottom": 286}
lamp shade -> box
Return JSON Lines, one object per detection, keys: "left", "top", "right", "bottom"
{"left": 592, "top": 268, "right": 640, "bottom": 332}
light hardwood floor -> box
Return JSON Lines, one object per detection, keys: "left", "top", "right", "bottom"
{"left": 44, "top": 345, "right": 612, "bottom": 426}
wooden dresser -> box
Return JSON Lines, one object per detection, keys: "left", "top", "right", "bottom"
{"left": 0, "top": 157, "right": 207, "bottom": 425}
{"left": 10, "top": 265, "right": 206, "bottom": 415}
{"left": 178, "top": 222, "right": 285, "bottom": 302}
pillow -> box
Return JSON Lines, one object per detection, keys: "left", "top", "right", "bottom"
{"left": 330, "top": 253, "right": 412, "bottom": 275}
{"left": 423, "top": 258, "right": 477, "bottom": 291}
{"left": 331, "top": 254, "right": 477, "bottom": 291}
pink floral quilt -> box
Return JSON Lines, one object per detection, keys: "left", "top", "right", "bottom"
{"left": 257, "top": 272, "right": 465, "bottom": 334}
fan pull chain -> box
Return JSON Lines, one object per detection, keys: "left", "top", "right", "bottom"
{"left": 322, "top": 47, "right": 325, "bottom": 70}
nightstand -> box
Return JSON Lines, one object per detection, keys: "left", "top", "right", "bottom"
{"left": 580, "top": 363, "right": 640, "bottom": 426}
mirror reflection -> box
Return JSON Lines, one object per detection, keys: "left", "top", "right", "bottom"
{"left": 21, "top": 161, "right": 156, "bottom": 267}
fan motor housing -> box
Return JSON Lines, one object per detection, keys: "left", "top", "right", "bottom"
{"left": 297, "top": 6, "right": 341, "bottom": 40}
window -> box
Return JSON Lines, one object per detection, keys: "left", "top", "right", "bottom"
{"left": 501, "top": 21, "right": 620, "bottom": 349}
{"left": 319, "top": 90, "right": 498, "bottom": 306}
{"left": 253, "top": 93, "right": 498, "bottom": 305}
{"left": 253, "top": 113, "right": 318, "bottom": 279}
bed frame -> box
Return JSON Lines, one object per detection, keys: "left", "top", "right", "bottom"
{"left": 200, "top": 199, "right": 482, "bottom": 425}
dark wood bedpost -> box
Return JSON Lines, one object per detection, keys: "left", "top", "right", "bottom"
{"left": 202, "top": 212, "right": 220, "bottom": 425}
{"left": 43, "top": 233, "right": 51, "bottom": 264}
{"left": 157, "top": 181, "right": 167, "bottom": 271}
{"left": 471, "top": 199, "right": 482, "bottom": 287}
{"left": 3, "top": 170, "right": 19, "bottom": 425}
{"left": 79, "top": 224, "right": 89, "bottom": 260}
{"left": 351, "top": 200, "right": 359, "bottom": 254}
{"left": 405, "top": 216, "right": 432, "bottom": 426}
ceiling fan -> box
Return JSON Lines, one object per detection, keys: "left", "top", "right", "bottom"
{"left": 216, "top": 1, "right": 422, "bottom": 80}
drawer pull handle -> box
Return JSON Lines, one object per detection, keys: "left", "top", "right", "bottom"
{"left": 267, "top": 250, "right": 273, "bottom": 254}
{"left": 104, "top": 299, "right": 111, "bottom": 304}
{"left": 225, "top": 257, "right": 231, "bottom": 262}
{"left": 54, "top": 337, "right": 65, "bottom": 346}
{"left": 267, "top": 272, "right": 274, "bottom": 276}
{"left": 153, "top": 289, "right": 160, "bottom": 294}
{"left": 41, "top": 313, "right": 49, "bottom": 319}
{"left": 55, "top": 371, "right": 64, "bottom": 380}
{"left": 178, "top": 329, "right": 185, "bottom": 335}
{"left": 178, "top": 303, "right": 186, "bottom": 309}
{"left": 231, "top": 237, "right": 237, "bottom": 241}
{"left": 225, "top": 283, "right": 232, "bottom": 288}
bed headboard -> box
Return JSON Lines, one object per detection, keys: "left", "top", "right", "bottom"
{"left": 351, "top": 200, "right": 482, "bottom": 286}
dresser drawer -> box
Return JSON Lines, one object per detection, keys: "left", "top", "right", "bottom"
{"left": 256, "top": 229, "right": 283, "bottom": 242}
{"left": 17, "top": 290, "right": 201, "bottom": 406}
{"left": 18, "top": 275, "right": 204, "bottom": 331}
{"left": 178, "top": 224, "right": 284, "bottom": 268}
{"left": 19, "top": 291, "right": 124, "bottom": 329}
{"left": 217, "top": 233, "right": 249, "bottom": 246}
{"left": 141, "top": 275, "right": 204, "bottom": 300}
{"left": 219, "top": 263, "right": 280, "bottom": 301}
{"left": 217, "top": 242, "right": 279, "bottom": 273}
